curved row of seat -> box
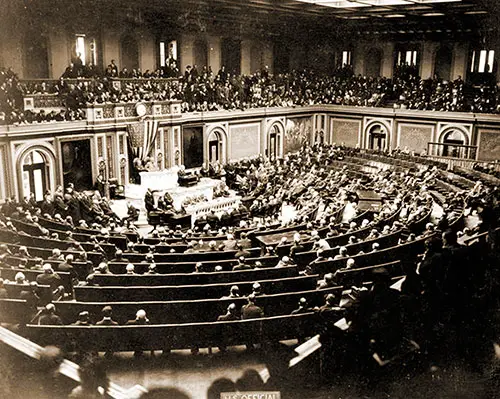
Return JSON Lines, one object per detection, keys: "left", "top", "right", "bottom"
{"left": 26, "top": 313, "right": 319, "bottom": 352}
{"left": 0, "top": 147, "right": 482, "bottom": 354}
{"left": 73, "top": 274, "right": 319, "bottom": 302}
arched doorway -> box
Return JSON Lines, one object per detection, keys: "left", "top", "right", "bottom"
{"left": 365, "top": 48, "right": 382, "bottom": 77}
{"left": 268, "top": 124, "right": 283, "bottom": 158}
{"left": 368, "top": 124, "right": 387, "bottom": 151}
{"left": 21, "top": 150, "right": 50, "bottom": 201}
{"left": 441, "top": 129, "right": 467, "bottom": 158}
{"left": 120, "top": 33, "right": 139, "bottom": 71}
{"left": 207, "top": 129, "right": 226, "bottom": 164}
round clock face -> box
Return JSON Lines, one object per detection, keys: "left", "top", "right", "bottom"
{"left": 136, "top": 102, "right": 147, "bottom": 117}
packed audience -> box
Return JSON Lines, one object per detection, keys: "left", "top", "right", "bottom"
{"left": 0, "top": 144, "right": 499, "bottom": 397}
{"left": 3, "top": 60, "right": 500, "bottom": 125}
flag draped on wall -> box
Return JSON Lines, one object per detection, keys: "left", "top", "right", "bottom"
{"left": 127, "top": 120, "right": 159, "bottom": 162}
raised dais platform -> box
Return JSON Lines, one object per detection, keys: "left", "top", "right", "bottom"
{"left": 124, "top": 169, "right": 241, "bottom": 226}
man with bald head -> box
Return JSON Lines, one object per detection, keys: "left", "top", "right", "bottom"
{"left": 216, "top": 303, "right": 240, "bottom": 353}
{"left": 127, "top": 309, "right": 151, "bottom": 357}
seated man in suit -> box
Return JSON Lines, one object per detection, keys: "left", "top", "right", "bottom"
{"left": 121, "top": 202, "right": 139, "bottom": 227}
{"left": 241, "top": 294, "right": 264, "bottom": 320}
{"left": 19, "top": 281, "right": 41, "bottom": 311}
{"left": 318, "top": 293, "right": 342, "bottom": 312}
{"left": 111, "top": 250, "right": 128, "bottom": 263}
{"left": 206, "top": 210, "right": 219, "bottom": 229}
{"left": 36, "top": 264, "right": 62, "bottom": 292}
{"left": 216, "top": 303, "right": 240, "bottom": 353}
{"left": 241, "top": 294, "right": 264, "bottom": 350}
{"left": 162, "top": 192, "right": 174, "bottom": 208}
{"left": 221, "top": 285, "right": 240, "bottom": 299}
{"left": 38, "top": 303, "right": 63, "bottom": 325}
{"left": 126, "top": 309, "right": 152, "bottom": 357}
{"left": 177, "top": 165, "right": 199, "bottom": 187}
{"left": 232, "top": 257, "right": 252, "bottom": 271}
{"left": 291, "top": 297, "right": 311, "bottom": 315}
{"left": 317, "top": 273, "right": 336, "bottom": 290}
{"left": 96, "top": 306, "right": 118, "bottom": 325}
{"left": 96, "top": 306, "right": 118, "bottom": 358}
{"left": 72, "top": 311, "right": 92, "bottom": 326}
{"left": 144, "top": 188, "right": 155, "bottom": 214}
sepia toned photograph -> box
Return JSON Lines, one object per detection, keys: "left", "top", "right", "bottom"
{"left": 0, "top": 0, "right": 499, "bottom": 398}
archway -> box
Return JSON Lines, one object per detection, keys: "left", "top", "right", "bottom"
{"left": 268, "top": 123, "right": 283, "bottom": 158}
{"left": 367, "top": 124, "right": 387, "bottom": 151}
{"left": 207, "top": 129, "right": 226, "bottom": 164}
{"left": 440, "top": 129, "right": 467, "bottom": 158}
{"left": 20, "top": 149, "right": 52, "bottom": 201}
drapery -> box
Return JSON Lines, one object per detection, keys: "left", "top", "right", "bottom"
{"left": 127, "top": 120, "right": 159, "bottom": 162}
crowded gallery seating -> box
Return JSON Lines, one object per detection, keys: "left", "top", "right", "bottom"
{"left": 3, "top": 63, "right": 500, "bottom": 125}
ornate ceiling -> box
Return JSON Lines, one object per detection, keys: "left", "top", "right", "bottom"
{"left": 7, "top": 0, "right": 500, "bottom": 41}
